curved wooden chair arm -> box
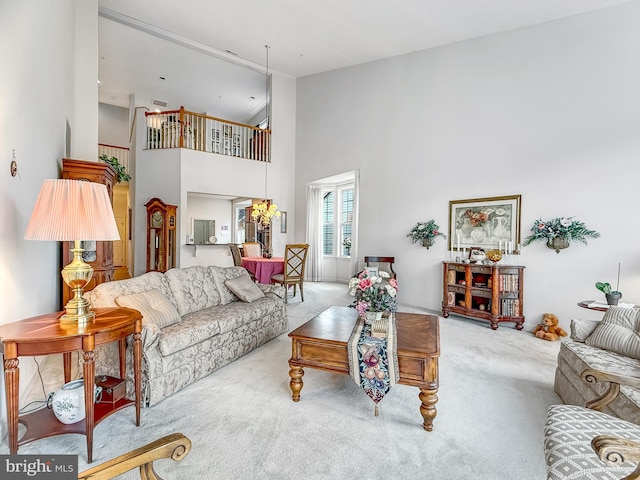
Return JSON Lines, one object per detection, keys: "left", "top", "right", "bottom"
{"left": 78, "top": 433, "right": 191, "bottom": 480}
{"left": 592, "top": 435, "right": 640, "bottom": 480}
{"left": 581, "top": 368, "right": 640, "bottom": 411}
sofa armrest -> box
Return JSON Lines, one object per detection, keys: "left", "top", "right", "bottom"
{"left": 257, "top": 283, "right": 285, "bottom": 299}
{"left": 581, "top": 368, "right": 640, "bottom": 411}
{"left": 592, "top": 435, "right": 640, "bottom": 478}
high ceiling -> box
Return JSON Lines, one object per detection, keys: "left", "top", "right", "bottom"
{"left": 98, "top": 0, "right": 634, "bottom": 121}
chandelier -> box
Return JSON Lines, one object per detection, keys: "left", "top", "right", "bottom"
{"left": 251, "top": 201, "right": 280, "bottom": 226}
{"left": 250, "top": 45, "right": 280, "bottom": 228}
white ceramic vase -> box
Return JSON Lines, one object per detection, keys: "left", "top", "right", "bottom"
{"left": 47, "top": 379, "right": 102, "bottom": 425}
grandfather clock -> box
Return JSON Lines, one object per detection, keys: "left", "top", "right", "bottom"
{"left": 61, "top": 158, "right": 116, "bottom": 306}
{"left": 145, "top": 198, "right": 177, "bottom": 272}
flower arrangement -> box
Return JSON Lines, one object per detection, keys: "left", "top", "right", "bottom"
{"left": 407, "top": 220, "right": 446, "bottom": 247}
{"left": 251, "top": 201, "right": 281, "bottom": 226}
{"left": 348, "top": 270, "right": 399, "bottom": 316}
{"left": 465, "top": 208, "right": 489, "bottom": 227}
{"left": 523, "top": 217, "right": 600, "bottom": 249}
{"left": 342, "top": 237, "right": 352, "bottom": 249}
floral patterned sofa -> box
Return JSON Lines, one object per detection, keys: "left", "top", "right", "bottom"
{"left": 86, "top": 265, "right": 288, "bottom": 406}
{"left": 554, "top": 310, "right": 640, "bottom": 424}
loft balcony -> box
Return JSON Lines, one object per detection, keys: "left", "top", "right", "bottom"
{"left": 145, "top": 107, "right": 270, "bottom": 163}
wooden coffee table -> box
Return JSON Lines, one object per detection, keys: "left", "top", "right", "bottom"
{"left": 288, "top": 306, "right": 440, "bottom": 431}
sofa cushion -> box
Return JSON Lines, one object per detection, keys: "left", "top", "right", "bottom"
{"left": 585, "top": 307, "right": 640, "bottom": 359}
{"left": 569, "top": 318, "right": 601, "bottom": 343}
{"left": 116, "top": 289, "right": 181, "bottom": 329}
{"left": 156, "top": 296, "right": 283, "bottom": 356}
{"left": 165, "top": 266, "right": 221, "bottom": 316}
{"left": 87, "top": 271, "right": 177, "bottom": 310}
{"left": 225, "top": 274, "right": 265, "bottom": 303}
{"left": 209, "top": 265, "right": 249, "bottom": 305}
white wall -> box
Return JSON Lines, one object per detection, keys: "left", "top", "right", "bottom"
{"left": 295, "top": 2, "right": 640, "bottom": 332}
{"left": 98, "top": 103, "right": 130, "bottom": 147}
{"left": 134, "top": 71, "right": 297, "bottom": 275}
{"left": 0, "top": 0, "right": 97, "bottom": 437}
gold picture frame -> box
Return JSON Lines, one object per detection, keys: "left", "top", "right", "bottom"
{"left": 448, "top": 195, "right": 522, "bottom": 253}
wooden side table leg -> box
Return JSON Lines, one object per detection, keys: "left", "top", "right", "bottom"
{"left": 63, "top": 352, "right": 72, "bottom": 383}
{"left": 132, "top": 330, "right": 142, "bottom": 426}
{"left": 118, "top": 338, "right": 126, "bottom": 379}
{"left": 82, "top": 337, "right": 96, "bottom": 463}
{"left": 3, "top": 349, "right": 19, "bottom": 455}
{"left": 419, "top": 387, "right": 438, "bottom": 432}
{"left": 288, "top": 365, "right": 304, "bottom": 402}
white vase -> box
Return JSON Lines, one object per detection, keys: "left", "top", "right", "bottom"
{"left": 47, "top": 380, "right": 102, "bottom": 425}
{"left": 365, "top": 311, "right": 383, "bottom": 323}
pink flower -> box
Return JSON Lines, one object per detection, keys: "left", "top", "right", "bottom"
{"left": 359, "top": 278, "right": 372, "bottom": 290}
{"left": 389, "top": 278, "right": 398, "bottom": 289}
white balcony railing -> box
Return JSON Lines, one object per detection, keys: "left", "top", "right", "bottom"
{"left": 145, "top": 107, "right": 270, "bottom": 162}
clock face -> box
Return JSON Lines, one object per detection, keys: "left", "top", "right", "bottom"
{"left": 151, "top": 211, "right": 163, "bottom": 228}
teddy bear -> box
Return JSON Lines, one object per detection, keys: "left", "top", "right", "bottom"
{"left": 533, "top": 313, "right": 568, "bottom": 341}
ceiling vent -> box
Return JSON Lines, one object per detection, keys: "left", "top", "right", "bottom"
{"left": 152, "top": 98, "right": 168, "bottom": 108}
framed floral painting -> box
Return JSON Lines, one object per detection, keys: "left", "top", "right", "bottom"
{"left": 448, "top": 195, "right": 522, "bottom": 253}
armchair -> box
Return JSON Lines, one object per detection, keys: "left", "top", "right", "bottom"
{"left": 544, "top": 368, "right": 640, "bottom": 479}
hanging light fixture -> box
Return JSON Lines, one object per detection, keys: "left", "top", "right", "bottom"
{"left": 251, "top": 44, "right": 280, "bottom": 227}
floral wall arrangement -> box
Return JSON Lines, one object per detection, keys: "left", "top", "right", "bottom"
{"left": 407, "top": 220, "right": 446, "bottom": 249}
{"left": 522, "top": 217, "right": 600, "bottom": 253}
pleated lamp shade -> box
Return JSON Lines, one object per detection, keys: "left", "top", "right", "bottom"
{"left": 25, "top": 179, "right": 120, "bottom": 242}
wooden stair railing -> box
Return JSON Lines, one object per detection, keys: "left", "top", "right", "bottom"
{"left": 78, "top": 433, "right": 191, "bottom": 480}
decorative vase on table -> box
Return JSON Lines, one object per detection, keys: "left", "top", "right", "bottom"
{"left": 606, "top": 292, "right": 622, "bottom": 306}
{"left": 47, "top": 379, "right": 102, "bottom": 425}
{"left": 547, "top": 236, "right": 569, "bottom": 253}
{"left": 365, "top": 311, "right": 384, "bottom": 323}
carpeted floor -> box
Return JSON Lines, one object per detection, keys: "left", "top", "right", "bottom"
{"left": 2, "top": 282, "right": 562, "bottom": 479}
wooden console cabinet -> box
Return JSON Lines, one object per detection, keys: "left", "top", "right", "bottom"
{"left": 61, "top": 158, "right": 116, "bottom": 306}
{"left": 442, "top": 261, "right": 525, "bottom": 330}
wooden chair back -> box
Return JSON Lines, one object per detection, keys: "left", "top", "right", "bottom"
{"left": 228, "top": 243, "right": 243, "bottom": 266}
{"left": 364, "top": 256, "right": 396, "bottom": 279}
{"left": 242, "top": 242, "right": 262, "bottom": 258}
{"left": 284, "top": 243, "right": 309, "bottom": 282}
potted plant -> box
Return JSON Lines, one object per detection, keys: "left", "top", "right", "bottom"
{"left": 407, "top": 220, "right": 446, "bottom": 249}
{"left": 342, "top": 237, "right": 351, "bottom": 255}
{"left": 99, "top": 154, "right": 131, "bottom": 183}
{"left": 522, "top": 217, "right": 600, "bottom": 253}
{"left": 596, "top": 282, "right": 622, "bottom": 306}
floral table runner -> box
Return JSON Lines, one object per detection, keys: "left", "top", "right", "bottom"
{"left": 347, "top": 314, "right": 399, "bottom": 415}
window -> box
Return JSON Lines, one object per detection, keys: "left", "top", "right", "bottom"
{"left": 322, "top": 185, "right": 354, "bottom": 257}
{"left": 322, "top": 192, "right": 334, "bottom": 255}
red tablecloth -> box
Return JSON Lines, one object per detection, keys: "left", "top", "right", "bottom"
{"left": 241, "top": 257, "right": 285, "bottom": 284}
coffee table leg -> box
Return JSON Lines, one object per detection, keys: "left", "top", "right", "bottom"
{"left": 419, "top": 387, "right": 438, "bottom": 431}
{"left": 288, "top": 365, "right": 304, "bottom": 402}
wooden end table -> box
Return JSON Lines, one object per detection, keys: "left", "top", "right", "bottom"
{"left": 0, "top": 307, "right": 142, "bottom": 462}
{"left": 288, "top": 306, "right": 440, "bottom": 431}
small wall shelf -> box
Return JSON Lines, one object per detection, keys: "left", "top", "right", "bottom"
{"left": 186, "top": 243, "right": 228, "bottom": 256}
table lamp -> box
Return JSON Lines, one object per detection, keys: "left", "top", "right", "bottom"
{"left": 24, "top": 179, "right": 120, "bottom": 324}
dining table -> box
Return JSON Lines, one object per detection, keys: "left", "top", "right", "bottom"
{"left": 241, "top": 256, "right": 285, "bottom": 284}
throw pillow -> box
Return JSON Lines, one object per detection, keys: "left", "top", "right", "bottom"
{"left": 224, "top": 274, "right": 265, "bottom": 303}
{"left": 585, "top": 307, "right": 640, "bottom": 359}
{"left": 569, "top": 318, "right": 601, "bottom": 343}
{"left": 116, "top": 288, "right": 182, "bottom": 329}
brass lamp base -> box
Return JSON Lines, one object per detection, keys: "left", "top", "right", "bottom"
{"left": 60, "top": 241, "right": 95, "bottom": 325}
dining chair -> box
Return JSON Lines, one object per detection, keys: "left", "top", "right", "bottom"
{"left": 271, "top": 244, "right": 309, "bottom": 303}
{"left": 242, "top": 242, "right": 262, "bottom": 258}
{"left": 364, "top": 256, "right": 396, "bottom": 280}
{"left": 228, "top": 243, "right": 243, "bottom": 267}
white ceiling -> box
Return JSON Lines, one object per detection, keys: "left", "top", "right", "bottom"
{"left": 98, "top": 0, "right": 634, "bottom": 121}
